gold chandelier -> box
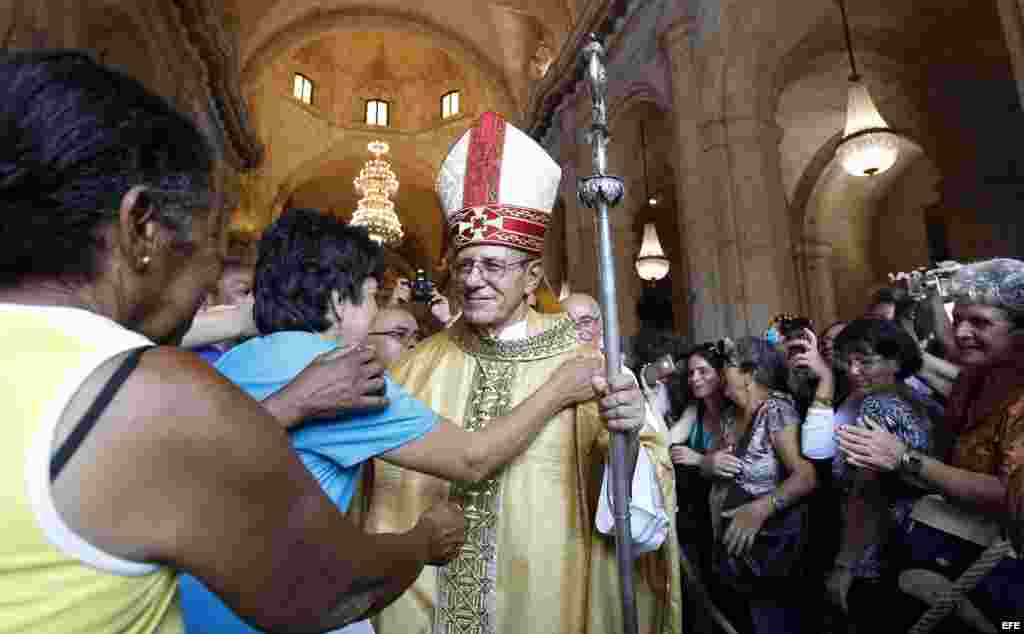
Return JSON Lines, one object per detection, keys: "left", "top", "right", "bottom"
{"left": 350, "top": 140, "right": 403, "bottom": 245}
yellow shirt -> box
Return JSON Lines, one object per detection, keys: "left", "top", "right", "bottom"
{"left": 0, "top": 305, "right": 182, "bottom": 634}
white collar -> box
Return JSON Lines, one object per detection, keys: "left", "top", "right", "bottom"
{"left": 495, "top": 318, "right": 529, "bottom": 341}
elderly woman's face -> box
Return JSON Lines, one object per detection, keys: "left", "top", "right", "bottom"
{"left": 953, "top": 303, "right": 1018, "bottom": 367}
{"left": 722, "top": 366, "right": 751, "bottom": 409}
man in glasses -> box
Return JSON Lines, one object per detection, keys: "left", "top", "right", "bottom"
{"left": 562, "top": 293, "right": 603, "bottom": 346}
{"left": 364, "top": 112, "right": 679, "bottom": 634}
{"left": 367, "top": 307, "right": 420, "bottom": 367}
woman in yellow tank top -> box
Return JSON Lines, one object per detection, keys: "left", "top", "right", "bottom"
{"left": 0, "top": 51, "right": 466, "bottom": 634}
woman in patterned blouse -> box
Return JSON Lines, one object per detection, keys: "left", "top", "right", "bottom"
{"left": 825, "top": 318, "right": 937, "bottom": 627}
{"left": 708, "top": 336, "right": 817, "bottom": 634}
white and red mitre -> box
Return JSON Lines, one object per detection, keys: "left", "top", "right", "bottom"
{"left": 436, "top": 112, "right": 561, "bottom": 256}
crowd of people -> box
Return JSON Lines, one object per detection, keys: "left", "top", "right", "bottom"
{"left": 1, "top": 50, "right": 1021, "bottom": 634}
{"left": 636, "top": 273, "right": 1024, "bottom": 633}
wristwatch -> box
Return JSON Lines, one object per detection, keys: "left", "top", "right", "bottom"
{"left": 899, "top": 449, "right": 923, "bottom": 476}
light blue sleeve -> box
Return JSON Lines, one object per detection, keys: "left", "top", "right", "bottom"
{"left": 289, "top": 376, "right": 437, "bottom": 509}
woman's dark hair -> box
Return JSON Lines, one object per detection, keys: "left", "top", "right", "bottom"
{"left": 833, "top": 318, "right": 923, "bottom": 380}
{"left": 724, "top": 336, "right": 790, "bottom": 393}
{"left": 253, "top": 208, "right": 383, "bottom": 334}
{"left": 0, "top": 51, "right": 215, "bottom": 286}
{"left": 678, "top": 341, "right": 731, "bottom": 416}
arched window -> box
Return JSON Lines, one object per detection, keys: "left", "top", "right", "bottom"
{"left": 366, "top": 99, "right": 390, "bottom": 126}
{"left": 441, "top": 91, "right": 460, "bottom": 119}
{"left": 292, "top": 73, "right": 314, "bottom": 105}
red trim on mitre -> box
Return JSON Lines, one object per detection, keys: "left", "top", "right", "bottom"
{"left": 448, "top": 205, "right": 548, "bottom": 255}
{"left": 462, "top": 112, "right": 506, "bottom": 208}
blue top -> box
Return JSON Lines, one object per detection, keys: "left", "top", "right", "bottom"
{"left": 686, "top": 413, "right": 715, "bottom": 452}
{"left": 179, "top": 331, "right": 437, "bottom": 634}
{"left": 189, "top": 344, "right": 225, "bottom": 365}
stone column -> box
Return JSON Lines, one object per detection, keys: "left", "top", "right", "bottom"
{"left": 997, "top": 0, "right": 1024, "bottom": 106}
{"left": 660, "top": 18, "right": 729, "bottom": 343}
{"left": 802, "top": 239, "right": 838, "bottom": 329}
{"left": 714, "top": 115, "right": 800, "bottom": 334}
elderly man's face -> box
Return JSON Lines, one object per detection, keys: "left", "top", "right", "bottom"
{"left": 565, "top": 298, "right": 603, "bottom": 345}
{"left": 367, "top": 308, "right": 420, "bottom": 366}
{"left": 450, "top": 245, "right": 539, "bottom": 333}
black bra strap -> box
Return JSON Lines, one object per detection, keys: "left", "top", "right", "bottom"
{"left": 50, "top": 345, "right": 154, "bottom": 482}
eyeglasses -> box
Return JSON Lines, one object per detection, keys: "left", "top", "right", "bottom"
{"left": 450, "top": 257, "right": 533, "bottom": 281}
{"left": 570, "top": 314, "right": 601, "bottom": 328}
{"left": 368, "top": 329, "right": 419, "bottom": 346}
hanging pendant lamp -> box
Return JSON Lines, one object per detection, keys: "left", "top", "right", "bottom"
{"left": 835, "top": 0, "right": 899, "bottom": 177}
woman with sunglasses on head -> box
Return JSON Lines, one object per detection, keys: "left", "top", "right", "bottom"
{"left": 709, "top": 337, "right": 817, "bottom": 634}
{"left": 836, "top": 259, "right": 1024, "bottom": 632}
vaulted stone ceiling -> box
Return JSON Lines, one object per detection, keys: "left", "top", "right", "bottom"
{"left": 225, "top": 0, "right": 576, "bottom": 112}
{"left": 224, "top": 0, "right": 577, "bottom": 271}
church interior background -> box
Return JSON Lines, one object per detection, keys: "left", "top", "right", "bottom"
{"left": 5, "top": 0, "right": 1023, "bottom": 343}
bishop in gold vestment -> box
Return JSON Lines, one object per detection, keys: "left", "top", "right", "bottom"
{"left": 366, "top": 112, "right": 681, "bottom": 634}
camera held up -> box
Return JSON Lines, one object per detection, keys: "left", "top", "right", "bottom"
{"left": 410, "top": 269, "right": 435, "bottom": 304}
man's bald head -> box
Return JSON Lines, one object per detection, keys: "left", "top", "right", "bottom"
{"left": 562, "top": 293, "right": 603, "bottom": 345}
{"left": 367, "top": 307, "right": 420, "bottom": 366}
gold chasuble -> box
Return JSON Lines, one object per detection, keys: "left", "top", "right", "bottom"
{"left": 367, "top": 309, "right": 682, "bottom": 634}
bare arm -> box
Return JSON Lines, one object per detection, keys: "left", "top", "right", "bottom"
{"left": 838, "top": 423, "right": 1007, "bottom": 515}
{"left": 771, "top": 423, "right": 819, "bottom": 507}
{"left": 381, "top": 357, "right": 601, "bottom": 483}
{"left": 721, "top": 424, "right": 816, "bottom": 556}
{"left": 261, "top": 346, "right": 388, "bottom": 429}
{"left": 917, "top": 350, "right": 960, "bottom": 398}
{"left": 179, "top": 302, "right": 257, "bottom": 348}
{"left": 52, "top": 348, "right": 455, "bottom": 633}
{"left": 917, "top": 455, "right": 1006, "bottom": 515}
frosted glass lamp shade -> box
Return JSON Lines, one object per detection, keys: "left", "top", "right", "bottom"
{"left": 836, "top": 81, "right": 899, "bottom": 177}
{"left": 635, "top": 222, "right": 669, "bottom": 281}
